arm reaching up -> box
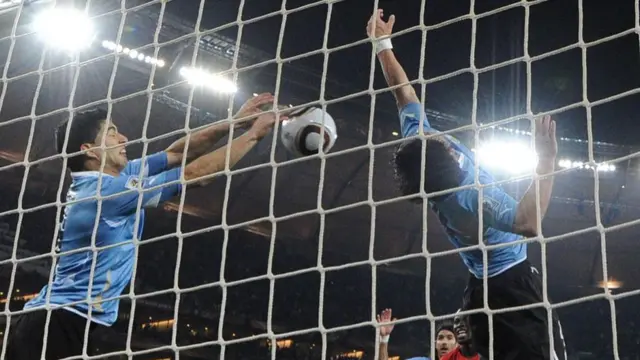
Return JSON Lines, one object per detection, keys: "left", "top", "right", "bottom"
{"left": 459, "top": 116, "right": 558, "bottom": 238}
{"left": 165, "top": 93, "right": 275, "bottom": 167}
{"left": 183, "top": 111, "right": 286, "bottom": 186}
{"left": 376, "top": 308, "right": 396, "bottom": 360}
{"left": 513, "top": 115, "right": 558, "bottom": 237}
{"left": 367, "top": 9, "right": 419, "bottom": 110}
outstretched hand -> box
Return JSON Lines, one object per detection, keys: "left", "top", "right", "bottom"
{"left": 376, "top": 308, "right": 396, "bottom": 337}
{"left": 367, "top": 9, "right": 395, "bottom": 39}
{"left": 534, "top": 114, "right": 557, "bottom": 161}
{"left": 234, "top": 93, "right": 275, "bottom": 128}
{"left": 247, "top": 112, "right": 288, "bottom": 140}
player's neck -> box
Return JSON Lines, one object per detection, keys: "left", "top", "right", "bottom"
{"left": 459, "top": 344, "right": 475, "bottom": 358}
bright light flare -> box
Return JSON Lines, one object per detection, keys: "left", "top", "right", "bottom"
{"left": 558, "top": 159, "right": 615, "bottom": 172}
{"left": 179, "top": 67, "right": 237, "bottom": 93}
{"left": 598, "top": 279, "right": 622, "bottom": 289}
{"left": 33, "top": 8, "right": 95, "bottom": 52}
{"left": 476, "top": 141, "right": 538, "bottom": 175}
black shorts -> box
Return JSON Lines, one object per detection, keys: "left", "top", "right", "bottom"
{"left": 462, "top": 260, "right": 567, "bottom": 360}
{"left": 4, "top": 308, "right": 98, "bottom": 360}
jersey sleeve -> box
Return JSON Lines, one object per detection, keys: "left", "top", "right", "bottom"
{"left": 122, "top": 152, "right": 170, "bottom": 177}
{"left": 458, "top": 186, "right": 518, "bottom": 234}
{"left": 399, "top": 102, "right": 434, "bottom": 138}
{"left": 100, "top": 168, "right": 182, "bottom": 215}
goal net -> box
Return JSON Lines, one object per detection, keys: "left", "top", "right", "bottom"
{"left": 0, "top": 0, "right": 636, "bottom": 359}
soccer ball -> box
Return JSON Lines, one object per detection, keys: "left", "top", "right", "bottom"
{"left": 280, "top": 107, "right": 338, "bottom": 157}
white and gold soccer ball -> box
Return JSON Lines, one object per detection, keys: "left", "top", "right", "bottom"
{"left": 280, "top": 107, "right": 338, "bottom": 157}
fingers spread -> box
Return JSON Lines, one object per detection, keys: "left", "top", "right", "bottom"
{"left": 388, "top": 14, "right": 396, "bottom": 28}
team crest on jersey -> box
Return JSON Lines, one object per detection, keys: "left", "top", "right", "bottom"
{"left": 482, "top": 196, "right": 500, "bottom": 213}
{"left": 125, "top": 177, "right": 140, "bottom": 190}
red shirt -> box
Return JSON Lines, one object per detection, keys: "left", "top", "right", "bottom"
{"left": 440, "top": 347, "right": 480, "bottom": 360}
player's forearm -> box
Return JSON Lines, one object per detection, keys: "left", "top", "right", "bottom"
{"left": 183, "top": 132, "right": 259, "bottom": 186}
{"left": 514, "top": 158, "right": 556, "bottom": 237}
{"left": 166, "top": 121, "right": 233, "bottom": 166}
{"left": 377, "top": 49, "right": 419, "bottom": 108}
{"left": 378, "top": 343, "right": 389, "bottom": 360}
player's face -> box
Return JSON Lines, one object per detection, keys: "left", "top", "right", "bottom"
{"left": 453, "top": 314, "right": 471, "bottom": 344}
{"left": 436, "top": 329, "right": 457, "bottom": 358}
{"left": 91, "top": 121, "right": 128, "bottom": 171}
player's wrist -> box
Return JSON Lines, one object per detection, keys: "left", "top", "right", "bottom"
{"left": 375, "top": 37, "right": 393, "bottom": 54}
{"left": 245, "top": 128, "right": 264, "bottom": 142}
{"left": 379, "top": 334, "right": 390, "bottom": 343}
{"left": 536, "top": 157, "right": 556, "bottom": 174}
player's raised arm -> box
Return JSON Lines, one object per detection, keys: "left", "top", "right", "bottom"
{"left": 181, "top": 111, "right": 285, "bottom": 186}
{"left": 512, "top": 115, "right": 557, "bottom": 237}
{"left": 367, "top": 9, "right": 419, "bottom": 110}
{"left": 102, "top": 112, "right": 284, "bottom": 214}
{"left": 376, "top": 309, "right": 395, "bottom": 360}
{"left": 459, "top": 116, "right": 557, "bottom": 237}
{"left": 164, "top": 93, "right": 275, "bottom": 167}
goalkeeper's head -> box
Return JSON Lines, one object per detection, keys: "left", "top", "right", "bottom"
{"left": 56, "top": 108, "right": 129, "bottom": 173}
{"left": 392, "top": 137, "right": 463, "bottom": 201}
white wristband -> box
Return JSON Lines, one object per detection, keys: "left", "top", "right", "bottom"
{"left": 380, "top": 335, "right": 390, "bottom": 344}
{"left": 375, "top": 38, "right": 393, "bottom": 54}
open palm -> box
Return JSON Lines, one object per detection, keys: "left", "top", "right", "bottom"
{"left": 376, "top": 308, "right": 396, "bottom": 336}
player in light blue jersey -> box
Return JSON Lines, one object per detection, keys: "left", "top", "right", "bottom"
{"left": 6, "top": 93, "right": 284, "bottom": 359}
{"left": 368, "top": 10, "right": 566, "bottom": 360}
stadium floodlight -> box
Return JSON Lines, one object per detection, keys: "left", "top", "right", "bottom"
{"left": 558, "top": 159, "right": 616, "bottom": 172}
{"left": 32, "top": 8, "right": 95, "bottom": 52}
{"left": 476, "top": 141, "right": 538, "bottom": 175}
{"left": 179, "top": 66, "right": 238, "bottom": 93}
{"left": 101, "top": 40, "right": 115, "bottom": 50}
{"left": 100, "top": 40, "right": 165, "bottom": 68}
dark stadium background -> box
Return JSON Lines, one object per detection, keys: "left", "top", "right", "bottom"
{"left": 0, "top": 0, "right": 639, "bottom": 358}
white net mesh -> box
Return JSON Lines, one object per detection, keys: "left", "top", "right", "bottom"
{"left": 0, "top": 0, "right": 638, "bottom": 359}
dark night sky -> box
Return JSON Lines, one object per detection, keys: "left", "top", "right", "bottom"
{"left": 167, "top": 0, "right": 640, "bottom": 146}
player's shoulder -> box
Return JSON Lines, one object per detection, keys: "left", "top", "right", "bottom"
{"left": 70, "top": 171, "right": 104, "bottom": 193}
{"left": 122, "top": 152, "right": 168, "bottom": 176}
{"left": 71, "top": 171, "right": 132, "bottom": 195}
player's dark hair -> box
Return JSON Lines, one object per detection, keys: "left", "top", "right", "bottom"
{"left": 56, "top": 108, "right": 108, "bottom": 172}
{"left": 392, "top": 138, "right": 463, "bottom": 201}
{"left": 436, "top": 320, "right": 455, "bottom": 336}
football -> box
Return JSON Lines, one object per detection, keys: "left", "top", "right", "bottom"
{"left": 280, "top": 107, "right": 338, "bottom": 157}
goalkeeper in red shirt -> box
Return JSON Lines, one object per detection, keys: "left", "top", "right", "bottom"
{"left": 441, "top": 311, "right": 480, "bottom": 360}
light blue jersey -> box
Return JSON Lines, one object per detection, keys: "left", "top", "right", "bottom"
{"left": 399, "top": 102, "right": 526, "bottom": 278}
{"left": 25, "top": 152, "right": 182, "bottom": 326}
